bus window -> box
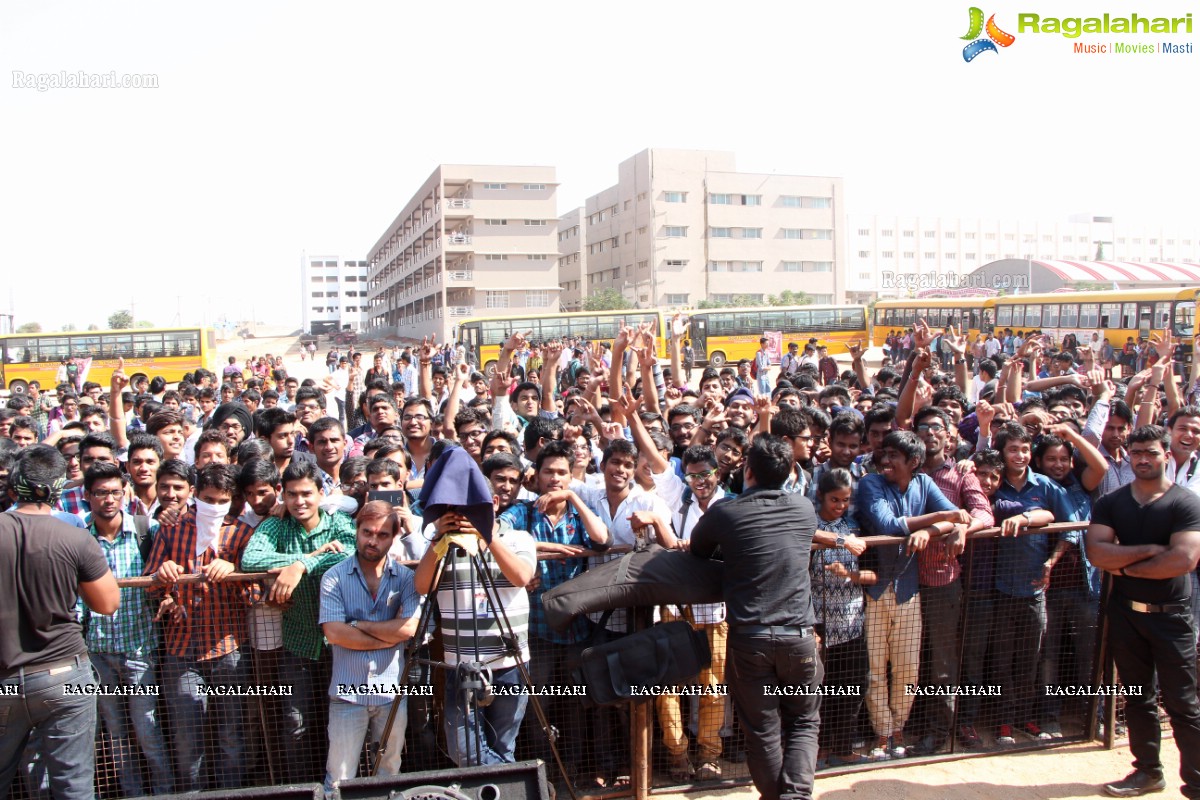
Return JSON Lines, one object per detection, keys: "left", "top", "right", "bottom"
{"left": 70, "top": 335, "right": 102, "bottom": 357}
{"left": 1121, "top": 303, "right": 1137, "bottom": 329}
{"left": 997, "top": 306, "right": 1012, "bottom": 327}
{"left": 1079, "top": 304, "right": 1099, "bottom": 328}
{"left": 1099, "top": 303, "right": 1120, "bottom": 329}
{"left": 594, "top": 317, "right": 619, "bottom": 340}
{"left": 1059, "top": 304, "right": 1078, "bottom": 328}
{"left": 1155, "top": 302, "right": 1172, "bottom": 330}
{"left": 809, "top": 309, "right": 834, "bottom": 328}
{"left": 133, "top": 333, "right": 163, "bottom": 357}
{"left": 1174, "top": 301, "right": 1195, "bottom": 339}
{"left": 982, "top": 307, "right": 995, "bottom": 332}
{"left": 36, "top": 337, "right": 70, "bottom": 363}
{"left": 540, "top": 321, "right": 567, "bottom": 341}
{"left": 3, "top": 338, "right": 31, "bottom": 363}
{"left": 165, "top": 331, "right": 199, "bottom": 357}
{"left": 1043, "top": 304, "right": 1059, "bottom": 328}
{"left": 102, "top": 334, "right": 133, "bottom": 358}
{"left": 480, "top": 321, "right": 509, "bottom": 345}
{"left": 842, "top": 308, "right": 866, "bottom": 329}
{"left": 787, "top": 310, "right": 812, "bottom": 329}
{"left": 875, "top": 308, "right": 886, "bottom": 325}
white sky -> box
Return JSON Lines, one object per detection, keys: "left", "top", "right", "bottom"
{"left": 3, "top": 0, "right": 1196, "bottom": 332}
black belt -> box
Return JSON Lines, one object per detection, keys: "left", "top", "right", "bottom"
{"left": 0, "top": 654, "right": 88, "bottom": 682}
{"left": 729, "top": 624, "right": 812, "bottom": 638}
{"left": 1122, "top": 597, "right": 1191, "bottom": 614}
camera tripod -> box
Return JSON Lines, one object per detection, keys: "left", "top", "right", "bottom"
{"left": 373, "top": 525, "right": 580, "bottom": 800}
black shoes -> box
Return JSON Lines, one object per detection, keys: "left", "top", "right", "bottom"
{"left": 1103, "top": 770, "right": 1167, "bottom": 797}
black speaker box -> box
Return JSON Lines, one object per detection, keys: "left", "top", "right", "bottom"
{"left": 151, "top": 785, "right": 324, "bottom": 800}
{"left": 333, "top": 760, "right": 548, "bottom": 800}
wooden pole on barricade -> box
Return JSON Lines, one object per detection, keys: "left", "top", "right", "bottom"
{"left": 631, "top": 606, "right": 652, "bottom": 800}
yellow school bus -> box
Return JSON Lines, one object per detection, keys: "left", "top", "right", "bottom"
{"left": 455, "top": 309, "right": 667, "bottom": 376}
{"left": 685, "top": 305, "right": 868, "bottom": 367}
{"left": 988, "top": 287, "right": 1198, "bottom": 363}
{"left": 871, "top": 297, "right": 993, "bottom": 349}
{"left": 0, "top": 327, "right": 219, "bottom": 394}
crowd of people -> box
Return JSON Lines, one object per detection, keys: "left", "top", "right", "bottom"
{"left": 2, "top": 316, "right": 1200, "bottom": 800}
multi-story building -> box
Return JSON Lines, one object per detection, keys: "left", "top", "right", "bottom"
{"left": 300, "top": 254, "right": 370, "bottom": 335}
{"left": 559, "top": 149, "right": 846, "bottom": 311}
{"left": 847, "top": 214, "right": 1200, "bottom": 301}
{"left": 366, "top": 165, "right": 561, "bottom": 341}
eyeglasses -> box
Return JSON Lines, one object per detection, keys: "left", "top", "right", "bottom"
{"left": 683, "top": 468, "right": 718, "bottom": 483}
{"left": 460, "top": 429, "right": 486, "bottom": 439}
{"left": 669, "top": 423, "right": 696, "bottom": 432}
{"left": 296, "top": 403, "right": 321, "bottom": 412}
{"left": 89, "top": 489, "right": 124, "bottom": 499}
{"left": 219, "top": 422, "right": 243, "bottom": 432}
{"left": 62, "top": 452, "right": 81, "bottom": 461}
{"left": 340, "top": 480, "right": 367, "bottom": 491}
{"left": 790, "top": 434, "right": 815, "bottom": 443}
{"left": 916, "top": 424, "right": 946, "bottom": 433}
{"left": 402, "top": 414, "right": 430, "bottom": 423}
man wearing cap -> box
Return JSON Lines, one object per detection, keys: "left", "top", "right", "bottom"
{"left": 725, "top": 387, "right": 758, "bottom": 431}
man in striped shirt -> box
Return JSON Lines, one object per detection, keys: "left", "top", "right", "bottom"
{"left": 414, "top": 503, "right": 536, "bottom": 766}
{"left": 81, "top": 462, "right": 173, "bottom": 796}
{"left": 319, "top": 501, "right": 420, "bottom": 794}
{"left": 143, "top": 463, "right": 256, "bottom": 792}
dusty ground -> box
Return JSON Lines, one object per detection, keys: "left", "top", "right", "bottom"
{"left": 651, "top": 740, "right": 1184, "bottom": 800}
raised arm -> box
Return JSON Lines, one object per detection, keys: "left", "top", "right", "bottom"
{"left": 846, "top": 340, "right": 869, "bottom": 391}
{"left": 417, "top": 336, "right": 435, "bottom": 402}
{"left": 608, "top": 325, "right": 632, "bottom": 423}
{"left": 540, "top": 340, "right": 563, "bottom": 414}
{"left": 109, "top": 357, "right": 131, "bottom": 449}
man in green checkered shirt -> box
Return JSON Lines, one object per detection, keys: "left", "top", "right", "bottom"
{"left": 241, "top": 459, "right": 356, "bottom": 783}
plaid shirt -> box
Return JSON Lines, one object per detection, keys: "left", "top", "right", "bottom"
{"left": 499, "top": 500, "right": 596, "bottom": 645}
{"left": 240, "top": 511, "right": 357, "bottom": 660}
{"left": 918, "top": 460, "right": 993, "bottom": 587}
{"left": 143, "top": 509, "right": 257, "bottom": 661}
{"left": 58, "top": 486, "right": 152, "bottom": 520}
{"left": 82, "top": 512, "right": 159, "bottom": 656}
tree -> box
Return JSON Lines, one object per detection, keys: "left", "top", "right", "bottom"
{"left": 135, "top": 320, "right": 156, "bottom": 328}
{"left": 582, "top": 288, "right": 633, "bottom": 311}
{"left": 768, "top": 290, "right": 815, "bottom": 307}
{"left": 16, "top": 322, "right": 41, "bottom": 333}
{"left": 108, "top": 310, "right": 134, "bottom": 329}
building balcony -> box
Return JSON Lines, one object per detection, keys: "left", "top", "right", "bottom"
{"left": 446, "top": 234, "right": 473, "bottom": 247}
{"left": 448, "top": 306, "right": 472, "bottom": 317}
{"left": 445, "top": 198, "right": 471, "bottom": 210}
{"left": 447, "top": 270, "right": 474, "bottom": 282}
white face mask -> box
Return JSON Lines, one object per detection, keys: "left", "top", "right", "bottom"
{"left": 194, "top": 498, "right": 232, "bottom": 558}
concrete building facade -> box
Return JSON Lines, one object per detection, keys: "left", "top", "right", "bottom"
{"left": 847, "top": 214, "right": 1200, "bottom": 302}
{"left": 366, "top": 165, "right": 561, "bottom": 341}
{"left": 559, "top": 149, "right": 845, "bottom": 311}
{"left": 301, "top": 254, "right": 370, "bottom": 335}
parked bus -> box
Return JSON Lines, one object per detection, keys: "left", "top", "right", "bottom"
{"left": 455, "top": 309, "right": 666, "bottom": 376}
{"left": 685, "top": 304, "right": 868, "bottom": 367}
{"left": 871, "top": 297, "right": 992, "bottom": 349}
{"left": 988, "top": 287, "right": 1197, "bottom": 364}
{"left": 0, "top": 327, "right": 219, "bottom": 394}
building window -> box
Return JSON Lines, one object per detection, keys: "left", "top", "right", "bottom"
{"left": 664, "top": 191, "right": 687, "bottom": 203}
{"left": 664, "top": 259, "right": 688, "bottom": 267}
{"left": 637, "top": 260, "right": 649, "bottom": 270}
{"left": 485, "top": 291, "right": 509, "bottom": 308}
{"left": 857, "top": 250, "right": 870, "bottom": 258}
{"left": 484, "top": 254, "right": 509, "bottom": 261}
{"left": 782, "top": 229, "right": 803, "bottom": 239}
{"left": 780, "top": 196, "right": 801, "bottom": 207}
{"left": 945, "top": 252, "right": 957, "bottom": 260}
{"left": 623, "top": 200, "right": 631, "bottom": 211}
{"left": 664, "top": 226, "right": 688, "bottom": 238}
{"left": 801, "top": 197, "right": 831, "bottom": 209}
{"left": 484, "top": 219, "right": 508, "bottom": 225}
{"left": 800, "top": 229, "right": 833, "bottom": 240}
{"left": 882, "top": 250, "right": 894, "bottom": 258}
{"left": 781, "top": 261, "right": 802, "bottom": 272}
{"left": 637, "top": 226, "right": 647, "bottom": 236}
{"left": 881, "top": 229, "right": 893, "bottom": 236}
{"left": 526, "top": 290, "right": 550, "bottom": 307}
{"left": 924, "top": 251, "right": 936, "bottom": 259}
{"left": 945, "top": 232, "right": 956, "bottom": 239}
{"left": 708, "top": 261, "right": 762, "bottom": 272}
{"left": 903, "top": 230, "right": 915, "bottom": 238}
{"left": 665, "top": 293, "right": 688, "bottom": 305}
{"left": 522, "top": 183, "right": 546, "bottom": 190}
{"left": 710, "top": 227, "right": 731, "bottom": 238}
{"left": 966, "top": 252, "right": 977, "bottom": 260}
{"left": 741, "top": 228, "right": 762, "bottom": 239}
{"left": 483, "top": 183, "right": 506, "bottom": 190}
{"left": 903, "top": 251, "right": 915, "bottom": 259}
{"left": 525, "top": 219, "right": 547, "bottom": 226}
{"left": 709, "top": 193, "right": 731, "bottom": 204}
{"left": 528, "top": 254, "right": 548, "bottom": 260}
{"left": 924, "top": 231, "right": 936, "bottom": 238}
{"left": 857, "top": 228, "right": 871, "bottom": 236}
{"left": 804, "top": 262, "right": 833, "bottom": 272}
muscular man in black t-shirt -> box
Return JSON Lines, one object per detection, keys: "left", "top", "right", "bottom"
{"left": 0, "top": 445, "right": 119, "bottom": 800}
{"left": 1086, "top": 425, "right": 1200, "bottom": 799}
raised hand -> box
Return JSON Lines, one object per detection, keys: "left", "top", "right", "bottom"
{"left": 847, "top": 340, "right": 864, "bottom": 361}
{"left": 975, "top": 398, "right": 995, "bottom": 430}
{"left": 111, "top": 356, "right": 129, "bottom": 393}
{"left": 944, "top": 324, "right": 967, "bottom": 357}
{"left": 913, "top": 318, "right": 936, "bottom": 349}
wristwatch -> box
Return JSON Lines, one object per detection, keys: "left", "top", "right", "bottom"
{"left": 835, "top": 534, "right": 846, "bottom": 548}
{"left": 349, "top": 620, "right": 359, "bottom": 629}
{"left": 1021, "top": 510, "right": 1033, "bottom": 524}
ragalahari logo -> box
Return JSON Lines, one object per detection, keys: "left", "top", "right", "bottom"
{"left": 962, "top": 7, "right": 1016, "bottom": 61}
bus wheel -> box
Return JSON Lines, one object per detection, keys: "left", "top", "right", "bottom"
{"left": 708, "top": 351, "right": 727, "bottom": 368}
{"left": 8, "top": 379, "right": 28, "bottom": 395}
{"left": 484, "top": 360, "right": 498, "bottom": 378}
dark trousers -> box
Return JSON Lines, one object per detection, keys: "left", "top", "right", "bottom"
{"left": 1108, "top": 599, "right": 1200, "bottom": 796}
{"left": 994, "top": 593, "right": 1046, "bottom": 726}
{"left": 818, "top": 635, "right": 866, "bottom": 755}
{"left": 522, "top": 638, "right": 585, "bottom": 777}
{"left": 279, "top": 649, "right": 332, "bottom": 783}
{"left": 959, "top": 588, "right": 998, "bottom": 727}
{"left": 1039, "top": 588, "right": 1098, "bottom": 724}
{"left": 919, "top": 582, "right": 962, "bottom": 740}
{"left": 729, "top": 631, "right": 822, "bottom": 800}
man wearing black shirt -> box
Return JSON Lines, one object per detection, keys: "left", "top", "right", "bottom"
{"left": 692, "top": 434, "right": 850, "bottom": 800}
{"left": 1, "top": 445, "right": 120, "bottom": 800}
{"left": 1086, "top": 425, "right": 1200, "bottom": 799}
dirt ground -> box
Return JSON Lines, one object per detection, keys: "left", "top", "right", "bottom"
{"left": 651, "top": 740, "right": 1185, "bottom": 800}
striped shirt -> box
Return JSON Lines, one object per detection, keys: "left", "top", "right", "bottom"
{"left": 919, "top": 460, "right": 993, "bottom": 587}
{"left": 435, "top": 524, "right": 536, "bottom": 669}
{"left": 143, "top": 509, "right": 257, "bottom": 661}
{"left": 318, "top": 555, "right": 420, "bottom": 706}
{"left": 240, "top": 510, "right": 357, "bottom": 661}
{"left": 809, "top": 514, "right": 864, "bottom": 647}
{"left": 82, "top": 512, "right": 158, "bottom": 656}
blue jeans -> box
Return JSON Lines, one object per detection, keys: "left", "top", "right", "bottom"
{"left": 162, "top": 650, "right": 249, "bottom": 792}
{"left": 728, "top": 631, "right": 823, "bottom": 800}
{"left": 324, "top": 698, "right": 406, "bottom": 795}
{"left": 91, "top": 651, "right": 173, "bottom": 795}
{"left": 0, "top": 656, "right": 97, "bottom": 800}
{"left": 756, "top": 375, "right": 772, "bottom": 396}
{"left": 443, "top": 664, "right": 528, "bottom": 766}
